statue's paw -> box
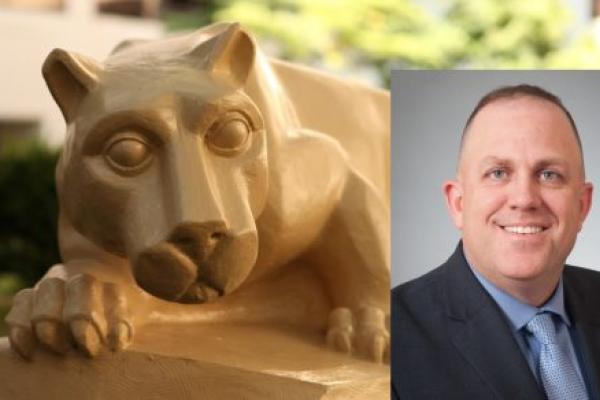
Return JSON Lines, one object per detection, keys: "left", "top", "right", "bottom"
{"left": 5, "top": 274, "right": 133, "bottom": 360}
{"left": 326, "top": 307, "right": 353, "bottom": 354}
{"left": 326, "top": 306, "right": 389, "bottom": 363}
{"left": 354, "top": 307, "right": 389, "bottom": 364}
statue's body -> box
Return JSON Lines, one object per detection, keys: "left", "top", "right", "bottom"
{"left": 6, "top": 22, "right": 390, "bottom": 363}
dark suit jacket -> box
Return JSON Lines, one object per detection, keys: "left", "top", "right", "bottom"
{"left": 392, "top": 242, "right": 600, "bottom": 400}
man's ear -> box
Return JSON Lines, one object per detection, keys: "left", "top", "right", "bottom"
{"left": 578, "top": 182, "right": 594, "bottom": 231}
{"left": 443, "top": 179, "right": 464, "bottom": 229}
{"left": 42, "top": 49, "right": 101, "bottom": 123}
{"left": 188, "top": 22, "right": 255, "bottom": 89}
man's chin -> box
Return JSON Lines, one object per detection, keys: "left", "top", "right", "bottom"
{"left": 494, "top": 257, "right": 553, "bottom": 282}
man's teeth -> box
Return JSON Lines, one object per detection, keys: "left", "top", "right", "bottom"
{"left": 503, "top": 226, "right": 544, "bottom": 234}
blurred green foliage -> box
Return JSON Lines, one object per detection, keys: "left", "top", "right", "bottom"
{"left": 163, "top": 0, "right": 221, "bottom": 30}
{"left": 0, "top": 273, "right": 25, "bottom": 297}
{"left": 443, "top": 0, "right": 571, "bottom": 68}
{"left": 164, "top": 0, "right": 600, "bottom": 86}
{"left": 547, "top": 20, "right": 600, "bottom": 67}
{"left": 211, "top": 0, "right": 467, "bottom": 77}
{"left": 0, "top": 273, "right": 25, "bottom": 334}
{"left": 0, "top": 140, "right": 60, "bottom": 287}
{"left": 0, "top": 303, "right": 9, "bottom": 336}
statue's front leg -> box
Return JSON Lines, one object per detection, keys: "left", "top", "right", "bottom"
{"left": 307, "top": 171, "right": 390, "bottom": 363}
{"left": 5, "top": 264, "right": 135, "bottom": 359}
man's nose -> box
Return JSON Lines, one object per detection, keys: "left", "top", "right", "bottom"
{"left": 508, "top": 175, "right": 542, "bottom": 211}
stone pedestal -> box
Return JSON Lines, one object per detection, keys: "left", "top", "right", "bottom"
{"left": 0, "top": 322, "right": 389, "bottom": 399}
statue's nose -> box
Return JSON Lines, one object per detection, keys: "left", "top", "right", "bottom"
{"left": 168, "top": 221, "right": 227, "bottom": 263}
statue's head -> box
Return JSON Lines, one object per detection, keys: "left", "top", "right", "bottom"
{"left": 45, "top": 23, "right": 269, "bottom": 303}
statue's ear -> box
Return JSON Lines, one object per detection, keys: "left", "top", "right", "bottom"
{"left": 190, "top": 23, "right": 255, "bottom": 88}
{"left": 110, "top": 38, "right": 149, "bottom": 55}
{"left": 42, "top": 49, "right": 101, "bottom": 122}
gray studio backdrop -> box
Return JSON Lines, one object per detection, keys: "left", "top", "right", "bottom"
{"left": 392, "top": 70, "right": 600, "bottom": 287}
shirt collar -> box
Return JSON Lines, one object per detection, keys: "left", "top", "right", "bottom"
{"left": 466, "top": 257, "right": 571, "bottom": 331}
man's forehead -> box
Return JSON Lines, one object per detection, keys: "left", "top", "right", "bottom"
{"left": 458, "top": 95, "right": 584, "bottom": 175}
{"left": 463, "top": 96, "right": 577, "bottom": 150}
{"left": 469, "top": 95, "right": 569, "bottom": 128}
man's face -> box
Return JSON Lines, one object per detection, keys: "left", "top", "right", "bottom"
{"left": 444, "top": 96, "right": 593, "bottom": 298}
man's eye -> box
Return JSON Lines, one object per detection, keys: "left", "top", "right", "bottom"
{"left": 488, "top": 169, "right": 507, "bottom": 180}
{"left": 540, "top": 170, "right": 560, "bottom": 181}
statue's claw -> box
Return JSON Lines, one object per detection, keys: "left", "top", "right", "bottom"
{"left": 5, "top": 274, "right": 133, "bottom": 359}
{"left": 70, "top": 319, "right": 102, "bottom": 357}
{"left": 326, "top": 306, "right": 389, "bottom": 363}
{"left": 354, "top": 307, "right": 389, "bottom": 363}
{"left": 107, "top": 321, "right": 132, "bottom": 351}
{"left": 8, "top": 325, "right": 36, "bottom": 360}
{"left": 6, "top": 288, "right": 36, "bottom": 360}
{"left": 35, "top": 320, "right": 69, "bottom": 354}
{"left": 326, "top": 307, "right": 353, "bottom": 354}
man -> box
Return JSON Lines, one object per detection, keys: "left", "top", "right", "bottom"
{"left": 392, "top": 84, "right": 600, "bottom": 399}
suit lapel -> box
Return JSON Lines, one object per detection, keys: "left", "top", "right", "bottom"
{"left": 443, "top": 244, "right": 544, "bottom": 400}
{"left": 564, "top": 267, "right": 600, "bottom": 400}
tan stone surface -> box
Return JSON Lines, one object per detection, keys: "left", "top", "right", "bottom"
{"left": 0, "top": 322, "right": 389, "bottom": 399}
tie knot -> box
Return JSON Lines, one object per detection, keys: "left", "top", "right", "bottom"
{"left": 526, "top": 312, "right": 557, "bottom": 345}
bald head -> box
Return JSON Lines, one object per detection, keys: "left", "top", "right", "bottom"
{"left": 458, "top": 84, "right": 584, "bottom": 177}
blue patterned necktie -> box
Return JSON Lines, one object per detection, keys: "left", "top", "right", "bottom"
{"left": 526, "top": 312, "right": 588, "bottom": 400}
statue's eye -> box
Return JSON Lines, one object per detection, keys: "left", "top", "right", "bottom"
{"left": 105, "top": 136, "right": 152, "bottom": 173}
{"left": 206, "top": 117, "right": 251, "bottom": 156}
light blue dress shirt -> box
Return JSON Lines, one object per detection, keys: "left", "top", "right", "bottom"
{"left": 468, "top": 264, "right": 585, "bottom": 387}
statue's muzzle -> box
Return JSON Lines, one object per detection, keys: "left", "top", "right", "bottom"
{"left": 132, "top": 221, "right": 227, "bottom": 303}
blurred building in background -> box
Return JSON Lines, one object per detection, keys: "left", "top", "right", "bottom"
{"left": 0, "top": 0, "right": 163, "bottom": 147}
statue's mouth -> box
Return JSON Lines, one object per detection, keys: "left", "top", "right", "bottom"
{"left": 179, "top": 276, "right": 223, "bottom": 304}
{"left": 132, "top": 239, "right": 225, "bottom": 304}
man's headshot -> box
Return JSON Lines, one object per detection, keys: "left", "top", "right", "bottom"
{"left": 391, "top": 73, "right": 600, "bottom": 399}
{"left": 445, "top": 86, "right": 592, "bottom": 306}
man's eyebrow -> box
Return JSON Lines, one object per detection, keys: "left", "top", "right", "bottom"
{"left": 476, "top": 156, "right": 570, "bottom": 169}
{"left": 478, "top": 156, "right": 512, "bottom": 167}
{"left": 534, "top": 158, "right": 569, "bottom": 169}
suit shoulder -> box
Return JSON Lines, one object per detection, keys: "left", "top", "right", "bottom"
{"left": 392, "top": 264, "right": 446, "bottom": 316}
{"left": 564, "top": 264, "right": 600, "bottom": 291}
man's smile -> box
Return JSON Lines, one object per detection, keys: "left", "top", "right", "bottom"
{"left": 494, "top": 222, "right": 551, "bottom": 235}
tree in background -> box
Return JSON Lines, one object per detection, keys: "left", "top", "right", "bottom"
{"left": 164, "top": 0, "right": 600, "bottom": 86}
{"left": 444, "top": 0, "right": 572, "bottom": 68}
{"left": 547, "top": 18, "right": 600, "bottom": 67}
{"left": 211, "top": 0, "right": 466, "bottom": 84}
{"left": 0, "top": 143, "right": 60, "bottom": 287}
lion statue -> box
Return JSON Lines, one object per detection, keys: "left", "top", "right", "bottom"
{"left": 6, "top": 22, "right": 390, "bottom": 363}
